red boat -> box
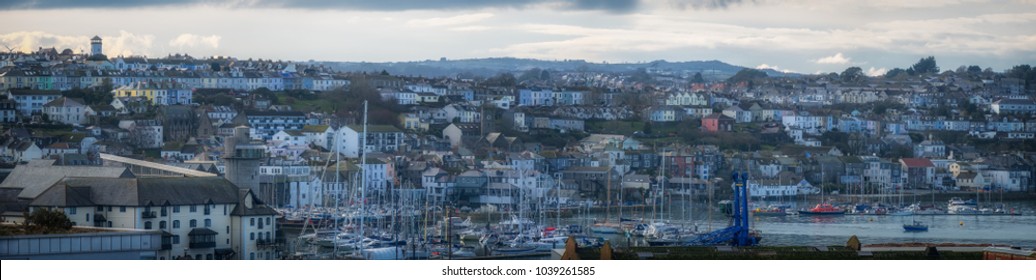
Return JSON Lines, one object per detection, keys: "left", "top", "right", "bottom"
{"left": 798, "top": 203, "right": 846, "bottom": 215}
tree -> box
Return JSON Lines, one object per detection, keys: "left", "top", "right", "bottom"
{"left": 643, "top": 121, "right": 653, "bottom": 135}
{"left": 691, "top": 72, "right": 705, "bottom": 83}
{"left": 840, "top": 66, "right": 865, "bottom": 83}
{"left": 1006, "top": 64, "right": 1035, "bottom": 90}
{"left": 727, "top": 68, "right": 768, "bottom": 84}
{"left": 885, "top": 68, "right": 908, "bottom": 79}
{"left": 967, "top": 65, "right": 982, "bottom": 74}
{"left": 23, "top": 208, "right": 73, "bottom": 233}
{"left": 483, "top": 73, "right": 517, "bottom": 87}
{"left": 909, "top": 56, "right": 939, "bottom": 75}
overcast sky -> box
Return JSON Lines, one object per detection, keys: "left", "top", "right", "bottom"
{"left": 2, "top": 0, "right": 1034, "bottom": 75}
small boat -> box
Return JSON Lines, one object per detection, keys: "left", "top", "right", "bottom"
{"left": 752, "top": 205, "right": 790, "bottom": 217}
{"left": 590, "top": 223, "right": 623, "bottom": 235}
{"left": 903, "top": 221, "right": 928, "bottom": 232}
{"left": 798, "top": 203, "right": 846, "bottom": 215}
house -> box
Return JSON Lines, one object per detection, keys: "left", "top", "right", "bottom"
{"left": 43, "top": 142, "right": 78, "bottom": 157}
{"left": 683, "top": 106, "right": 713, "bottom": 119}
{"left": 914, "top": 136, "right": 946, "bottom": 158}
{"left": 518, "top": 88, "right": 554, "bottom": 106}
{"left": 701, "top": 113, "right": 734, "bottom": 132}
{"left": 642, "top": 106, "right": 679, "bottom": 122}
{"left": 399, "top": 113, "right": 429, "bottom": 132}
{"left": 549, "top": 118, "right": 585, "bottom": 132}
{"left": 245, "top": 110, "right": 307, "bottom": 140}
{"left": 112, "top": 81, "right": 193, "bottom": 105}
{"left": 0, "top": 98, "right": 15, "bottom": 122}
{"left": 301, "top": 124, "right": 334, "bottom": 150}
{"left": 4, "top": 89, "right": 61, "bottom": 116}
{"left": 43, "top": 97, "right": 94, "bottom": 125}
{"left": 442, "top": 123, "right": 481, "bottom": 149}
{"left": 722, "top": 105, "right": 752, "bottom": 123}
{"left": 579, "top": 134, "right": 625, "bottom": 152}
{"left": 119, "top": 119, "right": 164, "bottom": 149}
{"left": 954, "top": 172, "right": 987, "bottom": 191}
{"left": 5, "top": 140, "right": 43, "bottom": 162}
{"left": 27, "top": 177, "right": 278, "bottom": 260}
{"left": 664, "top": 92, "right": 708, "bottom": 106}
{"left": 442, "top": 104, "right": 481, "bottom": 123}
{"left": 271, "top": 130, "right": 307, "bottom": 147}
{"left": 335, "top": 125, "right": 404, "bottom": 157}
{"left": 900, "top": 158, "right": 936, "bottom": 189}
{"left": 483, "top": 132, "right": 523, "bottom": 153}
{"left": 990, "top": 99, "right": 1036, "bottom": 115}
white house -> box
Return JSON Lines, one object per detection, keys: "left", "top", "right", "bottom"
{"left": 335, "top": 125, "right": 404, "bottom": 158}
{"left": 43, "top": 97, "right": 95, "bottom": 125}
{"left": 301, "top": 124, "right": 334, "bottom": 150}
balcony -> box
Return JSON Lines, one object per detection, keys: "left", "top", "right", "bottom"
{"left": 188, "top": 228, "right": 218, "bottom": 249}
{"left": 142, "top": 211, "right": 157, "bottom": 219}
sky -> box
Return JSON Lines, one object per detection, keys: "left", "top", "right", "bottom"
{"left": 1, "top": 0, "right": 1034, "bottom": 75}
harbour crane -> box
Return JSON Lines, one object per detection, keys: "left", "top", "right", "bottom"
{"left": 683, "top": 171, "right": 759, "bottom": 246}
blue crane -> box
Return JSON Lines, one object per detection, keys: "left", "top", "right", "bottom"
{"left": 684, "top": 171, "right": 759, "bottom": 246}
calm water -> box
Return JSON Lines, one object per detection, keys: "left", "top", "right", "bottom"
{"left": 566, "top": 199, "right": 1036, "bottom": 248}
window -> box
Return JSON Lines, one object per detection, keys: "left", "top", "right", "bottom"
{"left": 119, "top": 206, "right": 126, "bottom": 212}
{"left": 250, "top": 232, "right": 255, "bottom": 240}
{"left": 161, "top": 207, "right": 167, "bottom": 217}
{"left": 204, "top": 219, "right": 211, "bottom": 228}
{"left": 265, "top": 232, "right": 270, "bottom": 240}
{"left": 226, "top": 226, "right": 230, "bottom": 234}
{"left": 86, "top": 213, "right": 90, "bottom": 222}
{"left": 189, "top": 219, "right": 197, "bottom": 228}
{"left": 266, "top": 217, "right": 271, "bottom": 225}
{"left": 190, "top": 205, "right": 197, "bottom": 213}
{"left": 250, "top": 218, "right": 255, "bottom": 226}
{"left": 204, "top": 205, "right": 211, "bottom": 215}
{"left": 223, "top": 205, "right": 227, "bottom": 215}
{"left": 144, "top": 221, "right": 152, "bottom": 230}
{"left": 173, "top": 220, "right": 180, "bottom": 229}
{"left": 173, "top": 206, "right": 180, "bottom": 213}
{"left": 172, "top": 235, "right": 180, "bottom": 244}
{"left": 160, "top": 221, "right": 167, "bottom": 229}
{"left": 96, "top": 206, "right": 104, "bottom": 211}
{"left": 67, "top": 207, "right": 77, "bottom": 215}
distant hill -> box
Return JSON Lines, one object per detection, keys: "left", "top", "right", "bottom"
{"left": 319, "top": 58, "right": 799, "bottom": 79}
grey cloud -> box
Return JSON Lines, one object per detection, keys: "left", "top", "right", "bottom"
{"left": 1, "top": 0, "right": 639, "bottom": 13}
{"left": 670, "top": 0, "right": 754, "bottom": 10}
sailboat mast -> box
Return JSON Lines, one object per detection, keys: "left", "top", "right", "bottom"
{"left": 358, "top": 100, "right": 368, "bottom": 255}
{"left": 555, "top": 172, "right": 561, "bottom": 228}
{"left": 333, "top": 122, "right": 341, "bottom": 257}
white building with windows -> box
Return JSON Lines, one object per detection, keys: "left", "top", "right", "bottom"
{"left": 4, "top": 89, "right": 61, "bottom": 116}
{"left": 43, "top": 97, "right": 94, "bottom": 125}
{"left": 335, "top": 125, "right": 403, "bottom": 158}
{"left": 28, "top": 177, "right": 279, "bottom": 260}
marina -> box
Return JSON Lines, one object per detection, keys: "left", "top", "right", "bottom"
{"left": 275, "top": 185, "right": 1036, "bottom": 259}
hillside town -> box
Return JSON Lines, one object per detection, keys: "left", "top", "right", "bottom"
{"left": 1, "top": 36, "right": 1035, "bottom": 260}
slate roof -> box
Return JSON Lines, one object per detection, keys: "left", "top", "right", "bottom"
{"left": 230, "top": 189, "right": 279, "bottom": 216}
{"left": 0, "top": 160, "right": 134, "bottom": 199}
{"left": 30, "top": 177, "right": 241, "bottom": 207}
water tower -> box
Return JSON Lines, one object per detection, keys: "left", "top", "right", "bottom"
{"left": 90, "top": 35, "right": 103, "bottom": 56}
{"left": 223, "top": 126, "right": 263, "bottom": 192}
